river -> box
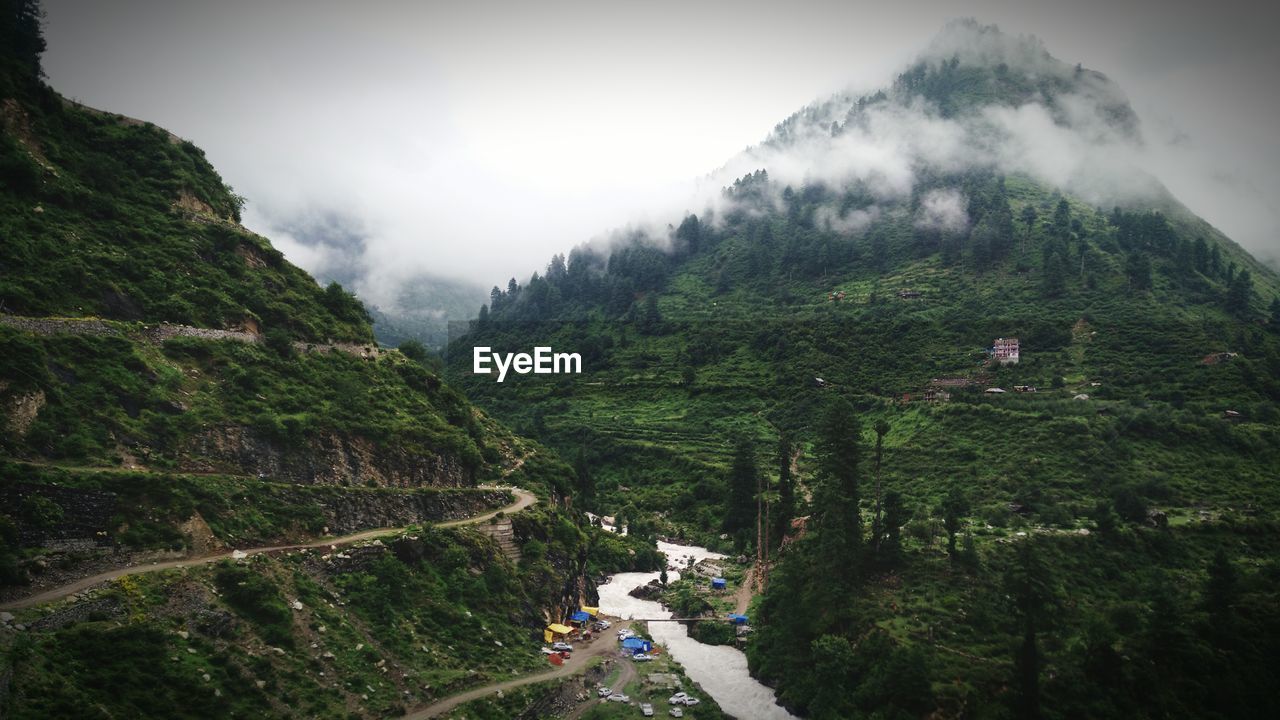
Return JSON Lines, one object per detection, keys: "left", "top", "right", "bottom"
{"left": 596, "top": 540, "right": 798, "bottom": 720}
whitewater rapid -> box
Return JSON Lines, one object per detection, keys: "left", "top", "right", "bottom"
{"left": 596, "top": 540, "right": 798, "bottom": 720}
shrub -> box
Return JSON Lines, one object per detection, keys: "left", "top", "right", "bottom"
{"left": 213, "top": 563, "right": 294, "bottom": 648}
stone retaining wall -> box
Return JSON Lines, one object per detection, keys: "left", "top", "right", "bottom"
{"left": 181, "top": 426, "right": 473, "bottom": 488}
{"left": 0, "top": 482, "right": 117, "bottom": 548}
{"left": 307, "top": 488, "right": 509, "bottom": 534}
{"left": 0, "top": 314, "right": 378, "bottom": 358}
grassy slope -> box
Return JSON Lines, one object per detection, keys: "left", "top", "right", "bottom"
{"left": 454, "top": 172, "right": 1280, "bottom": 537}
{"left": 4, "top": 520, "right": 571, "bottom": 719}
{"left": 0, "top": 80, "right": 370, "bottom": 342}
{"left": 0, "top": 13, "right": 670, "bottom": 718}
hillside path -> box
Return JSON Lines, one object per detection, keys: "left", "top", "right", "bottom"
{"left": 734, "top": 565, "right": 756, "bottom": 615}
{"left": 0, "top": 487, "right": 537, "bottom": 611}
{"left": 401, "top": 621, "right": 636, "bottom": 720}
{"left": 563, "top": 653, "right": 638, "bottom": 720}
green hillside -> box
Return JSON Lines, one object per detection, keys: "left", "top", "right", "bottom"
{"left": 449, "top": 21, "right": 1280, "bottom": 719}
{"left": 0, "top": 18, "right": 369, "bottom": 342}
{"left": 0, "top": 4, "right": 658, "bottom": 718}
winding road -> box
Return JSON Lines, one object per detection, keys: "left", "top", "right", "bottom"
{"left": 400, "top": 621, "right": 637, "bottom": 720}
{"left": 0, "top": 486, "right": 538, "bottom": 611}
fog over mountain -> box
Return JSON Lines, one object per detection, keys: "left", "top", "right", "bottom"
{"left": 40, "top": 0, "right": 1280, "bottom": 307}
{"left": 696, "top": 23, "right": 1161, "bottom": 229}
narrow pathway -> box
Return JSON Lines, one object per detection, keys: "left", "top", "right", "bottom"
{"left": 564, "top": 655, "right": 638, "bottom": 720}
{"left": 734, "top": 565, "right": 755, "bottom": 615}
{"left": 0, "top": 487, "right": 537, "bottom": 611}
{"left": 401, "top": 621, "right": 634, "bottom": 720}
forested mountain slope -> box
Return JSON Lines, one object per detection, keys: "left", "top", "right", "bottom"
{"left": 450, "top": 20, "right": 1280, "bottom": 719}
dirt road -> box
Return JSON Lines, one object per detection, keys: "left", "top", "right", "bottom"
{"left": 0, "top": 487, "right": 538, "bottom": 611}
{"left": 734, "top": 565, "right": 756, "bottom": 615}
{"left": 401, "top": 621, "right": 634, "bottom": 719}
{"left": 563, "top": 652, "right": 638, "bottom": 720}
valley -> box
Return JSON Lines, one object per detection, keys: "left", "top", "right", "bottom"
{"left": 3, "top": 4, "right": 1280, "bottom": 719}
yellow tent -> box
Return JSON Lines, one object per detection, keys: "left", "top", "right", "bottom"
{"left": 544, "top": 623, "right": 574, "bottom": 643}
{"left": 580, "top": 607, "right": 599, "bottom": 617}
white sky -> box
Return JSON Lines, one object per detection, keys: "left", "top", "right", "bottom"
{"left": 41, "top": 0, "right": 1280, "bottom": 301}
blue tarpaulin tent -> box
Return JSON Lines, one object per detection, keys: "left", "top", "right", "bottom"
{"left": 569, "top": 610, "right": 591, "bottom": 623}
{"left": 711, "top": 577, "right": 727, "bottom": 590}
{"left": 728, "top": 613, "right": 749, "bottom": 625}
{"left": 621, "top": 637, "right": 653, "bottom": 654}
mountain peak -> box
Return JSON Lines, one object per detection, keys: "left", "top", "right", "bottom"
{"left": 900, "top": 19, "right": 1140, "bottom": 139}
{"left": 921, "top": 19, "right": 1054, "bottom": 73}
{"left": 751, "top": 20, "right": 1145, "bottom": 210}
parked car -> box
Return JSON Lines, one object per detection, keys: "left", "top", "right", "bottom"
{"left": 608, "top": 693, "right": 630, "bottom": 703}
{"left": 641, "top": 703, "right": 655, "bottom": 716}
{"left": 668, "top": 709, "right": 684, "bottom": 718}
{"left": 683, "top": 697, "right": 700, "bottom": 707}
{"left": 633, "top": 653, "right": 654, "bottom": 661}
{"left": 597, "top": 686, "right": 613, "bottom": 697}
{"left": 618, "top": 629, "right": 635, "bottom": 640}
{"left": 668, "top": 693, "right": 689, "bottom": 704}
{"left": 552, "top": 642, "right": 574, "bottom": 652}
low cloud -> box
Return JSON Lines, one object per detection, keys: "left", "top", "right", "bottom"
{"left": 678, "top": 24, "right": 1181, "bottom": 247}
{"left": 914, "top": 189, "right": 969, "bottom": 233}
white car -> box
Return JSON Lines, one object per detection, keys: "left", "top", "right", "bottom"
{"left": 597, "top": 686, "right": 613, "bottom": 697}
{"left": 618, "top": 629, "right": 635, "bottom": 640}
{"left": 683, "top": 698, "right": 700, "bottom": 707}
{"left": 552, "top": 642, "right": 574, "bottom": 652}
{"left": 608, "top": 693, "right": 630, "bottom": 703}
{"left": 633, "top": 653, "right": 654, "bottom": 662}
{"left": 669, "top": 709, "right": 684, "bottom": 718}
{"left": 668, "top": 693, "right": 689, "bottom": 704}
{"left": 641, "top": 703, "right": 655, "bottom": 717}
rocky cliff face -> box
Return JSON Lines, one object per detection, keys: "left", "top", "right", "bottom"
{"left": 181, "top": 426, "right": 472, "bottom": 487}
{"left": 306, "top": 487, "right": 509, "bottom": 534}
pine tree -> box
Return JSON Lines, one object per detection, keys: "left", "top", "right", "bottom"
{"left": 1020, "top": 204, "right": 1038, "bottom": 232}
{"left": 723, "top": 437, "right": 758, "bottom": 544}
{"left": 1, "top": 0, "right": 46, "bottom": 77}
{"left": 1204, "top": 548, "right": 1238, "bottom": 618}
{"left": 942, "top": 486, "right": 968, "bottom": 560}
{"left": 546, "top": 253, "right": 567, "bottom": 282}
{"left": 812, "top": 398, "right": 864, "bottom": 590}
{"left": 1041, "top": 242, "right": 1067, "bottom": 297}
{"left": 1004, "top": 541, "right": 1056, "bottom": 720}
{"left": 1225, "top": 269, "right": 1253, "bottom": 318}
{"left": 675, "top": 214, "right": 703, "bottom": 254}
{"left": 573, "top": 445, "right": 594, "bottom": 507}
{"left": 1051, "top": 198, "right": 1071, "bottom": 241}
{"left": 1125, "top": 251, "right": 1152, "bottom": 290}
{"left": 773, "top": 432, "right": 795, "bottom": 550}
{"left": 639, "top": 294, "right": 662, "bottom": 334}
